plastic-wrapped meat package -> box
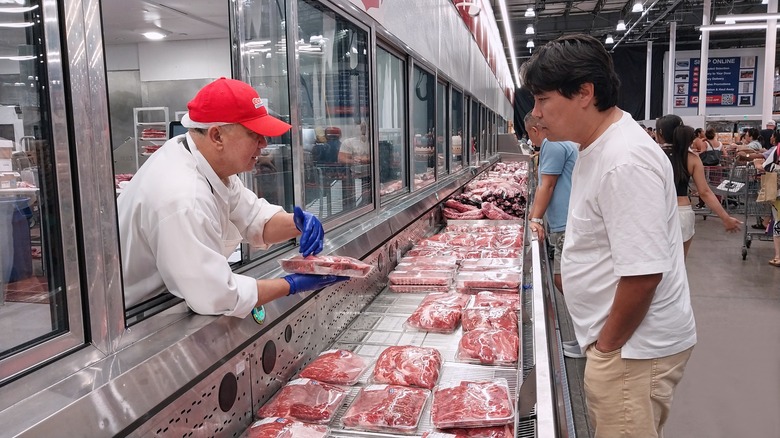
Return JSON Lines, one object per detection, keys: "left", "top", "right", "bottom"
{"left": 240, "top": 417, "right": 328, "bottom": 438}
{"left": 399, "top": 256, "right": 458, "bottom": 267}
{"left": 461, "top": 306, "right": 518, "bottom": 332}
{"left": 431, "top": 379, "right": 514, "bottom": 429}
{"left": 457, "top": 328, "right": 519, "bottom": 365}
{"left": 455, "top": 272, "right": 521, "bottom": 291}
{"left": 389, "top": 284, "right": 451, "bottom": 293}
{"left": 257, "top": 378, "right": 348, "bottom": 424}
{"left": 481, "top": 248, "right": 522, "bottom": 259}
{"left": 395, "top": 263, "right": 457, "bottom": 275}
{"left": 372, "top": 345, "right": 443, "bottom": 389}
{"left": 298, "top": 349, "right": 369, "bottom": 385}
{"left": 279, "top": 255, "right": 374, "bottom": 278}
{"left": 406, "top": 303, "right": 463, "bottom": 333}
{"left": 419, "top": 292, "right": 471, "bottom": 308}
{"left": 341, "top": 384, "right": 430, "bottom": 434}
{"left": 473, "top": 291, "right": 520, "bottom": 311}
{"left": 388, "top": 270, "right": 454, "bottom": 286}
{"left": 459, "top": 258, "right": 522, "bottom": 272}
{"left": 493, "top": 233, "right": 524, "bottom": 248}
{"left": 422, "top": 425, "right": 514, "bottom": 438}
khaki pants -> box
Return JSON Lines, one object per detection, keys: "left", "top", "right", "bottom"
{"left": 584, "top": 345, "right": 693, "bottom": 438}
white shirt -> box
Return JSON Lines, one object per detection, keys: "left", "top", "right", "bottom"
{"left": 118, "top": 133, "right": 284, "bottom": 317}
{"left": 340, "top": 136, "right": 369, "bottom": 159}
{"left": 561, "top": 111, "right": 697, "bottom": 359}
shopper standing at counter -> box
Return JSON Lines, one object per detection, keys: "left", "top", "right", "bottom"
{"left": 522, "top": 35, "right": 696, "bottom": 437}
{"left": 118, "top": 78, "right": 346, "bottom": 318}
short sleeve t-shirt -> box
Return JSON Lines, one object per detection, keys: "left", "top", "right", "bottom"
{"left": 538, "top": 139, "right": 578, "bottom": 233}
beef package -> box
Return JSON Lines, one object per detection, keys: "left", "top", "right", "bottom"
{"left": 341, "top": 384, "right": 430, "bottom": 434}
{"left": 405, "top": 302, "right": 464, "bottom": 333}
{"left": 419, "top": 292, "right": 471, "bottom": 308}
{"left": 431, "top": 379, "right": 514, "bottom": 429}
{"left": 472, "top": 291, "right": 520, "bottom": 311}
{"left": 422, "top": 424, "right": 514, "bottom": 438}
{"left": 388, "top": 270, "right": 454, "bottom": 286}
{"left": 256, "top": 378, "right": 348, "bottom": 424}
{"left": 279, "top": 254, "right": 374, "bottom": 278}
{"left": 457, "top": 328, "right": 519, "bottom": 365}
{"left": 461, "top": 306, "right": 518, "bottom": 332}
{"left": 240, "top": 417, "right": 328, "bottom": 438}
{"left": 372, "top": 345, "right": 443, "bottom": 389}
{"left": 298, "top": 349, "right": 369, "bottom": 385}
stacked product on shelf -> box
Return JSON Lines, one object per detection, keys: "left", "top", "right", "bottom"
{"left": 443, "top": 161, "right": 529, "bottom": 220}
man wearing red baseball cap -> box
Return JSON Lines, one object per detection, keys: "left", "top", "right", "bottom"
{"left": 118, "top": 78, "right": 346, "bottom": 319}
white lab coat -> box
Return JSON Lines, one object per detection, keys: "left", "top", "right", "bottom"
{"left": 118, "top": 133, "right": 283, "bottom": 317}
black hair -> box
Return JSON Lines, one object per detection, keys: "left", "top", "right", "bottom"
{"left": 705, "top": 127, "right": 717, "bottom": 140}
{"left": 670, "top": 124, "right": 695, "bottom": 189}
{"left": 744, "top": 128, "right": 760, "bottom": 142}
{"left": 694, "top": 128, "right": 704, "bottom": 136}
{"left": 771, "top": 130, "right": 780, "bottom": 144}
{"left": 655, "top": 114, "right": 683, "bottom": 144}
{"left": 520, "top": 34, "right": 620, "bottom": 111}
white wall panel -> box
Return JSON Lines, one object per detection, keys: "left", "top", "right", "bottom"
{"left": 105, "top": 44, "right": 139, "bottom": 71}
{"left": 138, "top": 39, "right": 231, "bottom": 82}
{"left": 379, "top": 0, "right": 439, "bottom": 65}
{"left": 439, "top": 2, "right": 469, "bottom": 87}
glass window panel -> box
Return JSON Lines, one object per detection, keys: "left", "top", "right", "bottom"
{"left": 435, "top": 81, "right": 447, "bottom": 177}
{"left": 470, "top": 99, "right": 479, "bottom": 166}
{"left": 298, "top": 0, "right": 372, "bottom": 218}
{"left": 480, "top": 105, "right": 487, "bottom": 161}
{"left": 376, "top": 48, "right": 407, "bottom": 200}
{"left": 1, "top": 2, "right": 69, "bottom": 358}
{"left": 451, "top": 89, "right": 463, "bottom": 172}
{"left": 239, "top": 0, "right": 294, "bottom": 260}
{"left": 412, "top": 67, "right": 435, "bottom": 188}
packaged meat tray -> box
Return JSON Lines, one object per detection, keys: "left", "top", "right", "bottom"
{"left": 459, "top": 258, "right": 522, "bottom": 272}
{"left": 298, "top": 349, "right": 369, "bottom": 385}
{"left": 240, "top": 417, "right": 329, "bottom": 438}
{"left": 341, "top": 384, "right": 430, "bottom": 434}
{"left": 461, "top": 306, "right": 518, "bottom": 332}
{"left": 405, "top": 302, "right": 464, "bottom": 333}
{"left": 257, "top": 378, "right": 348, "bottom": 424}
{"left": 457, "top": 328, "right": 519, "bottom": 365}
{"left": 399, "top": 255, "right": 458, "bottom": 267}
{"left": 279, "top": 254, "right": 374, "bottom": 278}
{"left": 456, "top": 287, "right": 521, "bottom": 295}
{"left": 372, "top": 345, "right": 443, "bottom": 389}
{"left": 422, "top": 425, "right": 514, "bottom": 438}
{"left": 419, "top": 292, "right": 471, "bottom": 308}
{"left": 473, "top": 291, "right": 520, "bottom": 311}
{"left": 388, "top": 270, "right": 454, "bottom": 286}
{"left": 395, "top": 262, "right": 458, "bottom": 274}
{"left": 455, "top": 272, "right": 521, "bottom": 290}
{"left": 431, "top": 379, "right": 514, "bottom": 429}
{"left": 389, "top": 284, "right": 451, "bottom": 293}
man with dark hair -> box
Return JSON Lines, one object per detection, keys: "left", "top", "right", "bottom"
{"left": 521, "top": 34, "right": 696, "bottom": 437}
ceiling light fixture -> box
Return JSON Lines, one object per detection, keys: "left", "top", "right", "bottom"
{"left": 527, "top": 39, "right": 534, "bottom": 48}
{"left": 616, "top": 20, "right": 626, "bottom": 31}
{"left": 142, "top": 30, "right": 167, "bottom": 40}
{"left": 762, "top": 0, "right": 768, "bottom": 4}
{"left": 605, "top": 34, "right": 614, "bottom": 44}
{"left": 632, "top": 0, "right": 643, "bottom": 13}
{"left": 700, "top": 23, "right": 772, "bottom": 31}
{"left": 497, "top": 0, "right": 520, "bottom": 89}
{"left": 526, "top": 24, "right": 534, "bottom": 35}
{"left": 525, "top": 7, "right": 535, "bottom": 18}
{"left": 715, "top": 13, "right": 780, "bottom": 22}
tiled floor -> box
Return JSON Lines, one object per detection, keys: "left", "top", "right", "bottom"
{"left": 560, "top": 213, "right": 780, "bottom": 437}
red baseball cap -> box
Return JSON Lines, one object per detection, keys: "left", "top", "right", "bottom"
{"left": 182, "top": 77, "right": 292, "bottom": 137}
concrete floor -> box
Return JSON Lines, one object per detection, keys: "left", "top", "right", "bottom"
{"left": 559, "top": 214, "right": 780, "bottom": 437}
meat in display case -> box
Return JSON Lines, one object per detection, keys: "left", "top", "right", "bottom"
{"left": 133, "top": 107, "right": 169, "bottom": 171}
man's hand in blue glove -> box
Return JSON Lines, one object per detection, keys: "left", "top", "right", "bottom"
{"left": 284, "top": 273, "right": 349, "bottom": 295}
{"left": 293, "top": 206, "right": 324, "bottom": 256}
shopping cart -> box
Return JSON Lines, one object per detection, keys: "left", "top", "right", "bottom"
{"left": 739, "top": 162, "right": 774, "bottom": 259}
{"left": 692, "top": 160, "right": 733, "bottom": 218}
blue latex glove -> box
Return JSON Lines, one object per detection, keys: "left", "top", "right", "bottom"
{"left": 284, "top": 273, "right": 349, "bottom": 295}
{"left": 293, "top": 206, "right": 324, "bottom": 256}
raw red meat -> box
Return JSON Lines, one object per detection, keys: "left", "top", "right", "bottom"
{"left": 459, "top": 258, "right": 522, "bottom": 272}
{"left": 389, "top": 284, "right": 451, "bottom": 293}
{"left": 241, "top": 417, "right": 328, "bottom": 438}
{"left": 473, "top": 291, "right": 520, "bottom": 311}
{"left": 461, "top": 307, "right": 518, "bottom": 332}
{"left": 298, "top": 349, "right": 368, "bottom": 385}
{"left": 431, "top": 380, "right": 514, "bottom": 429}
{"left": 419, "top": 292, "right": 471, "bottom": 308}
{"left": 341, "top": 384, "right": 429, "bottom": 433}
{"left": 257, "top": 378, "right": 348, "bottom": 424}
{"left": 457, "top": 328, "right": 519, "bottom": 365}
{"left": 388, "top": 270, "right": 453, "bottom": 286}
{"left": 406, "top": 303, "right": 464, "bottom": 333}
{"left": 456, "top": 272, "right": 521, "bottom": 290}
{"left": 444, "top": 199, "right": 479, "bottom": 212}
{"left": 422, "top": 425, "right": 514, "bottom": 438}
{"left": 279, "top": 255, "right": 373, "bottom": 277}
{"left": 443, "top": 207, "right": 485, "bottom": 220}
{"left": 481, "top": 202, "right": 518, "bottom": 220}
{"left": 399, "top": 256, "right": 458, "bottom": 267}
{"left": 373, "top": 346, "right": 442, "bottom": 389}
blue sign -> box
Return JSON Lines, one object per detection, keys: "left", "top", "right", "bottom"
{"left": 672, "top": 56, "right": 757, "bottom": 108}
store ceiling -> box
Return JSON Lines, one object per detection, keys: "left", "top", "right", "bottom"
{"left": 492, "top": 0, "right": 774, "bottom": 64}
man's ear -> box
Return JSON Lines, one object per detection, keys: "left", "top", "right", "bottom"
{"left": 578, "top": 83, "right": 596, "bottom": 109}
{"left": 207, "top": 126, "right": 225, "bottom": 151}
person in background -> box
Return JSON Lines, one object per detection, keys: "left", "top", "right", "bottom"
{"left": 522, "top": 34, "right": 696, "bottom": 438}
{"left": 760, "top": 140, "right": 780, "bottom": 266}
{"left": 694, "top": 127, "right": 725, "bottom": 209}
{"left": 524, "top": 112, "right": 581, "bottom": 359}
{"left": 691, "top": 127, "right": 707, "bottom": 154}
{"left": 655, "top": 115, "right": 741, "bottom": 258}
{"left": 731, "top": 128, "right": 765, "bottom": 161}
{"left": 339, "top": 120, "right": 370, "bottom": 164}
{"left": 118, "top": 78, "right": 346, "bottom": 318}
{"left": 759, "top": 120, "right": 776, "bottom": 150}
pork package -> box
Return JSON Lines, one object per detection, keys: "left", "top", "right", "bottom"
{"left": 454, "top": 271, "right": 521, "bottom": 291}
{"left": 389, "top": 284, "right": 451, "bottom": 293}
{"left": 459, "top": 258, "right": 522, "bottom": 272}
{"left": 279, "top": 254, "right": 374, "bottom": 278}
{"left": 341, "top": 384, "right": 430, "bottom": 434}
{"left": 461, "top": 306, "right": 518, "bottom": 332}
{"left": 472, "top": 291, "right": 520, "bottom": 311}
{"left": 405, "top": 293, "right": 472, "bottom": 333}
{"left": 298, "top": 349, "right": 370, "bottom": 385}
{"left": 240, "top": 417, "right": 328, "bottom": 438}
{"left": 431, "top": 379, "right": 514, "bottom": 429}
{"left": 388, "top": 270, "right": 454, "bottom": 286}
{"left": 256, "top": 378, "right": 348, "bottom": 424}
{"left": 422, "top": 425, "right": 514, "bottom": 438}
{"left": 372, "top": 345, "right": 443, "bottom": 389}
{"left": 457, "top": 328, "right": 519, "bottom": 365}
